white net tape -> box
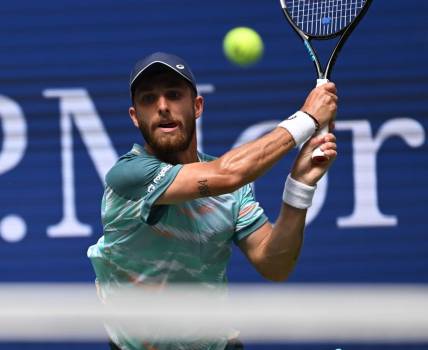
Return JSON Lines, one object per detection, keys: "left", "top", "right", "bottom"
{"left": 1, "top": 284, "right": 427, "bottom": 343}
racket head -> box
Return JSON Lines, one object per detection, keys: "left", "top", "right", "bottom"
{"left": 280, "top": 0, "right": 372, "bottom": 39}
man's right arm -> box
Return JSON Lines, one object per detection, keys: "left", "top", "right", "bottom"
{"left": 156, "top": 82, "right": 338, "bottom": 205}
{"left": 156, "top": 127, "right": 295, "bottom": 204}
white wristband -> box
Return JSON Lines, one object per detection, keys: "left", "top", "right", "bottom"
{"left": 278, "top": 111, "right": 316, "bottom": 147}
{"left": 282, "top": 174, "right": 317, "bottom": 209}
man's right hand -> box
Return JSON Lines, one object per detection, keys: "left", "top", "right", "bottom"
{"left": 300, "top": 82, "right": 338, "bottom": 128}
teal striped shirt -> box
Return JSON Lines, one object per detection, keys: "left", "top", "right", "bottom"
{"left": 87, "top": 144, "right": 268, "bottom": 350}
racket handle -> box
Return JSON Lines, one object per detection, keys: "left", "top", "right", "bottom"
{"left": 312, "top": 78, "right": 330, "bottom": 163}
{"left": 316, "top": 78, "right": 329, "bottom": 87}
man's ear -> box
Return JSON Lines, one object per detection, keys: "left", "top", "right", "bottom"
{"left": 194, "top": 96, "right": 204, "bottom": 120}
{"left": 129, "top": 106, "right": 140, "bottom": 128}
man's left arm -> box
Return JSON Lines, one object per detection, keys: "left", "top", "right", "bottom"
{"left": 238, "top": 132, "right": 337, "bottom": 282}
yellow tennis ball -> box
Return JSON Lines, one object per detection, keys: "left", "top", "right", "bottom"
{"left": 223, "top": 27, "right": 264, "bottom": 67}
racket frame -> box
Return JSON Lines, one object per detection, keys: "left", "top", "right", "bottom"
{"left": 279, "top": 0, "right": 373, "bottom": 80}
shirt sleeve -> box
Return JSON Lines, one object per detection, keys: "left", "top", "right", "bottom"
{"left": 105, "top": 152, "right": 183, "bottom": 225}
{"left": 233, "top": 184, "right": 269, "bottom": 243}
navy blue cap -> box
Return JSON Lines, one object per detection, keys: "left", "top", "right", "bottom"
{"left": 129, "top": 52, "right": 197, "bottom": 97}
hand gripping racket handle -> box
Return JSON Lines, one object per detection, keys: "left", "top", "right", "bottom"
{"left": 311, "top": 78, "right": 329, "bottom": 163}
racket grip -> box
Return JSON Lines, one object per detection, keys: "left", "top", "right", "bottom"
{"left": 316, "top": 78, "right": 329, "bottom": 87}
{"left": 312, "top": 78, "right": 330, "bottom": 163}
{"left": 312, "top": 125, "right": 328, "bottom": 160}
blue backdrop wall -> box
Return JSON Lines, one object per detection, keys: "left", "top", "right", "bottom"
{"left": 0, "top": 0, "right": 427, "bottom": 349}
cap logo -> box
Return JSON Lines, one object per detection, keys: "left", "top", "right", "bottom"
{"left": 176, "top": 64, "right": 185, "bottom": 70}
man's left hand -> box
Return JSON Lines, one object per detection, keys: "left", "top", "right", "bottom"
{"left": 290, "top": 133, "right": 337, "bottom": 186}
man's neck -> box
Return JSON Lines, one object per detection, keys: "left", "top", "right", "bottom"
{"left": 145, "top": 141, "right": 199, "bottom": 165}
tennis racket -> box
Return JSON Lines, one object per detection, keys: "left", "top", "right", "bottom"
{"left": 279, "top": 0, "right": 373, "bottom": 162}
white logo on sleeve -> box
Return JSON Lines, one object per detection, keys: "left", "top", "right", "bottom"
{"left": 147, "top": 165, "right": 173, "bottom": 193}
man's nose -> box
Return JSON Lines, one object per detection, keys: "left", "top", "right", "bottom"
{"left": 157, "top": 95, "right": 169, "bottom": 112}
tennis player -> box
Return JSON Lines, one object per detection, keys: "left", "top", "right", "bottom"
{"left": 87, "top": 52, "right": 338, "bottom": 350}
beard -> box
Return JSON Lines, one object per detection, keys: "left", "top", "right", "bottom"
{"left": 138, "top": 111, "right": 196, "bottom": 164}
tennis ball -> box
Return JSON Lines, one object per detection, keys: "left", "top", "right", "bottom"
{"left": 223, "top": 27, "right": 264, "bottom": 67}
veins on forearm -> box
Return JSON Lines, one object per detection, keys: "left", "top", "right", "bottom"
{"left": 197, "top": 179, "right": 211, "bottom": 196}
{"left": 292, "top": 238, "right": 303, "bottom": 264}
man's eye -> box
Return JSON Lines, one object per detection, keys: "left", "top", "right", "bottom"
{"left": 166, "top": 90, "right": 181, "bottom": 100}
{"left": 141, "top": 94, "right": 156, "bottom": 104}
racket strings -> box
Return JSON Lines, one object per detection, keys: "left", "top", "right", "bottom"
{"left": 286, "top": 0, "right": 367, "bottom": 37}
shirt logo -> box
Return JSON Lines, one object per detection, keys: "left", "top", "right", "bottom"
{"left": 147, "top": 164, "right": 173, "bottom": 193}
